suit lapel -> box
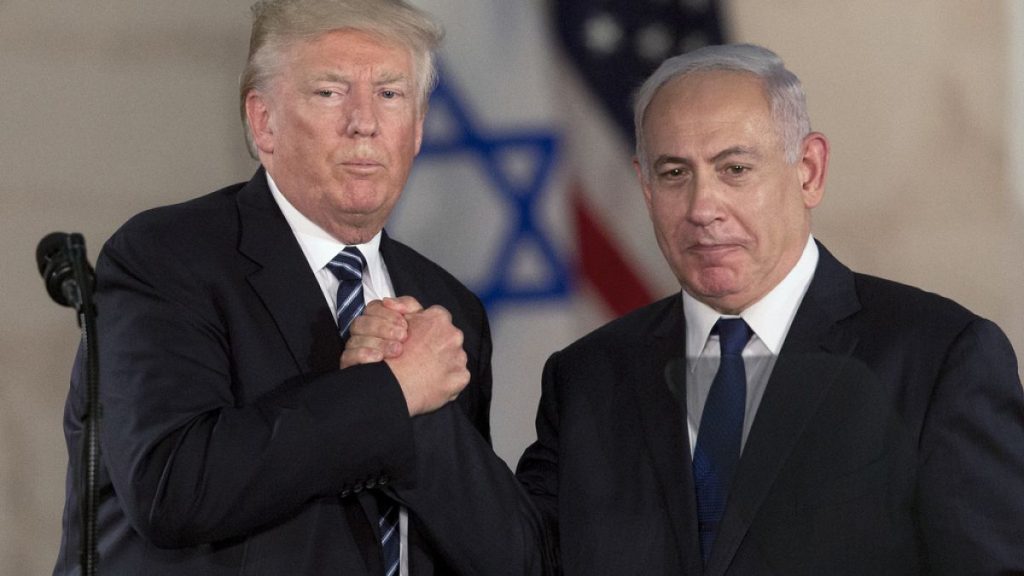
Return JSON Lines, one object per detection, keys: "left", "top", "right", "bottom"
{"left": 379, "top": 232, "right": 433, "bottom": 306}
{"left": 632, "top": 296, "right": 705, "bottom": 573}
{"left": 704, "top": 243, "right": 862, "bottom": 576}
{"left": 237, "top": 170, "right": 387, "bottom": 573}
{"left": 236, "top": 169, "right": 343, "bottom": 375}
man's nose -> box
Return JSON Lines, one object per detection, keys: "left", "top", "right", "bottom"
{"left": 685, "top": 174, "right": 725, "bottom": 226}
{"left": 345, "top": 90, "right": 379, "bottom": 137}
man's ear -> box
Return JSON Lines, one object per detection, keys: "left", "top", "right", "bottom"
{"left": 245, "top": 91, "right": 275, "bottom": 155}
{"left": 798, "top": 132, "right": 829, "bottom": 209}
{"left": 413, "top": 104, "right": 427, "bottom": 156}
{"left": 633, "top": 157, "right": 655, "bottom": 214}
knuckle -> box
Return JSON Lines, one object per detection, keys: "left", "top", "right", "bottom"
{"left": 428, "top": 305, "right": 451, "bottom": 321}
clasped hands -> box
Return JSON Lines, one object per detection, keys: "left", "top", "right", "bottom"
{"left": 341, "top": 297, "right": 469, "bottom": 416}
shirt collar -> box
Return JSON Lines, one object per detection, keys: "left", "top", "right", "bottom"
{"left": 684, "top": 235, "right": 819, "bottom": 359}
{"left": 265, "top": 171, "right": 384, "bottom": 273}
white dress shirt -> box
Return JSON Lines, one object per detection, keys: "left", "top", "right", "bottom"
{"left": 267, "top": 173, "right": 409, "bottom": 574}
{"left": 683, "top": 235, "right": 819, "bottom": 456}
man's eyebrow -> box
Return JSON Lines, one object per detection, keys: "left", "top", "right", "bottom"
{"left": 308, "top": 71, "right": 409, "bottom": 85}
{"left": 373, "top": 71, "right": 409, "bottom": 85}
{"left": 309, "top": 72, "right": 349, "bottom": 84}
{"left": 652, "top": 155, "right": 692, "bottom": 170}
{"left": 652, "top": 146, "right": 762, "bottom": 170}
{"left": 709, "top": 146, "right": 761, "bottom": 163}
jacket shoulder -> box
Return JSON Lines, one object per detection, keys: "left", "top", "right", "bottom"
{"left": 851, "top": 272, "right": 979, "bottom": 334}
{"left": 110, "top": 181, "right": 247, "bottom": 248}
{"left": 560, "top": 294, "right": 680, "bottom": 357}
{"left": 382, "top": 234, "right": 485, "bottom": 311}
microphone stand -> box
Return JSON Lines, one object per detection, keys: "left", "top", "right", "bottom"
{"left": 67, "top": 233, "right": 100, "bottom": 576}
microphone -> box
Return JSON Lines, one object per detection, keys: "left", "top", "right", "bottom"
{"left": 39, "top": 233, "right": 102, "bottom": 575}
{"left": 36, "top": 232, "right": 95, "bottom": 309}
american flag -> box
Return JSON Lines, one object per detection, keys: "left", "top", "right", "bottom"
{"left": 553, "top": 0, "right": 726, "bottom": 142}
{"left": 553, "top": 0, "right": 725, "bottom": 316}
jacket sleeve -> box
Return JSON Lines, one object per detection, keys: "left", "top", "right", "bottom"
{"left": 389, "top": 403, "right": 555, "bottom": 575}
{"left": 91, "top": 227, "right": 416, "bottom": 548}
{"left": 916, "top": 317, "right": 1024, "bottom": 573}
{"left": 515, "top": 352, "right": 563, "bottom": 572}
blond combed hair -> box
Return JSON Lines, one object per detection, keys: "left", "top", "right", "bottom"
{"left": 239, "top": 0, "right": 443, "bottom": 157}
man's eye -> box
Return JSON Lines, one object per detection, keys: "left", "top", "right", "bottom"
{"left": 316, "top": 89, "right": 335, "bottom": 98}
{"left": 725, "top": 165, "right": 749, "bottom": 175}
{"left": 661, "top": 168, "right": 685, "bottom": 178}
{"left": 381, "top": 90, "right": 399, "bottom": 99}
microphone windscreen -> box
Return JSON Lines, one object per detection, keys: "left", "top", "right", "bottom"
{"left": 36, "top": 232, "right": 69, "bottom": 276}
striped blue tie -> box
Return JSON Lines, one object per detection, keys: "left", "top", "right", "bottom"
{"left": 378, "top": 501, "right": 400, "bottom": 576}
{"left": 693, "top": 318, "right": 751, "bottom": 564}
{"left": 326, "top": 247, "right": 366, "bottom": 340}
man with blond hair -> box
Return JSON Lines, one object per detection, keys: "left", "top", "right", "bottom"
{"left": 53, "top": 1, "right": 546, "bottom": 574}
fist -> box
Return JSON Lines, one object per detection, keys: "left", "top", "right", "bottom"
{"left": 385, "top": 305, "right": 470, "bottom": 416}
{"left": 341, "top": 297, "right": 423, "bottom": 369}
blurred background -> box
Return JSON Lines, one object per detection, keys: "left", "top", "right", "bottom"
{"left": 4, "top": 0, "right": 1023, "bottom": 572}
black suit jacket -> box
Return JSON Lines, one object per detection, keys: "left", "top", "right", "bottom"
{"left": 54, "top": 169, "right": 543, "bottom": 575}
{"left": 517, "top": 243, "right": 1024, "bottom": 575}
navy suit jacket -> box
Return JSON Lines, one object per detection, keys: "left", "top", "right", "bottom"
{"left": 517, "top": 242, "right": 1024, "bottom": 575}
{"left": 54, "top": 169, "right": 545, "bottom": 575}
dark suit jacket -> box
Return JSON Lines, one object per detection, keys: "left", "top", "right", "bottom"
{"left": 517, "top": 243, "right": 1024, "bottom": 575}
{"left": 54, "top": 169, "right": 544, "bottom": 575}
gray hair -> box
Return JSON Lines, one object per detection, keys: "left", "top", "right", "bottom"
{"left": 633, "top": 43, "right": 811, "bottom": 179}
{"left": 239, "top": 0, "right": 443, "bottom": 157}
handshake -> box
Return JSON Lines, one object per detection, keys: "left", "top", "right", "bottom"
{"left": 341, "top": 297, "right": 469, "bottom": 417}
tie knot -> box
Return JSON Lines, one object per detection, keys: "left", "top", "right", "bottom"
{"left": 715, "top": 318, "right": 751, "bottom": 356}
{"left": 327, "top": 247, "right": 365, "bottom": 282}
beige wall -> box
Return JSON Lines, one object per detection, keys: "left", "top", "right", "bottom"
{"left": 2, "top": 1, "right": 1021, "bottom": 572}
{"left": 1, "top": 2, "right": 258, "bottom": 571}
{"left": 728, "top": 1, "right": 1024, "bottom": 347}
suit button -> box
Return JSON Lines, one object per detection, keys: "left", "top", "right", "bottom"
{"left": 378, "top": 474, "right": 390, "bottom": 486}
{"left": 341, "top": 486, "right": 352, "bottom": 498}
{"left": 353, "top": 482, "right": 364, "bottom": 494}
{"left": 366, "top": 477, "right": 377, "bottom": 489}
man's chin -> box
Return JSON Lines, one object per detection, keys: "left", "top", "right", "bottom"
{"left": 682, "top": 272, "right": 747, "bottom": 309}
{"left": 325, "top": 188, "right": 393, "bottom": 216}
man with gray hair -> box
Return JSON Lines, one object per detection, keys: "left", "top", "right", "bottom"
{"left": 53, "top": 0, "right": 546, "bottom": 574}
{"left": 511, "top": 43, "right": 1024, "bottom": 574}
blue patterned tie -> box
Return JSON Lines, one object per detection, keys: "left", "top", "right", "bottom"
{"left": 692, "top": 318, "right": 751, "bottom": 564}
{"left": 326, "top": 247, "right": 366, "bottom": 341}
{"left": 378, "top": 502, "right": 400, "bottom": 576}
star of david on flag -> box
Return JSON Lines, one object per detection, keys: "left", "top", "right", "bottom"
{"left": 395, "top": 63, "right": 569, "bottom": 312}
